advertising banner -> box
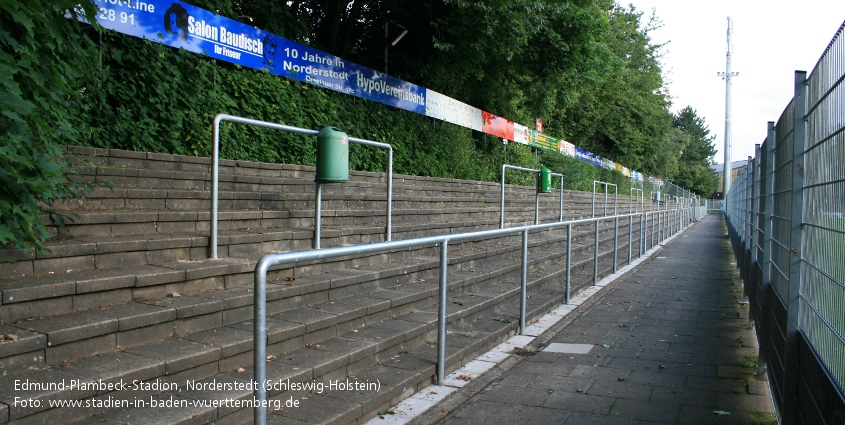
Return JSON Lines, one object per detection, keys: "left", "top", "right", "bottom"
{"left": 529, "top": 131, "right": 558, "bottom": 151}
{"left": 87, "top": 0, "right": 426, "bottom": 114}
{"left": 513, "top": 123, "right": 530, "bottom": 145}
{"left": 425, "top": 90, "right": 482, "bottom": 131}
{"left": 559, "top": 140, "right": 576, "bottom": 157}
{"left": 481, "top": 111, "right": 515, "bottom": 140}
{"left": 575, "top": 147, "right": 591, "bottom": 164}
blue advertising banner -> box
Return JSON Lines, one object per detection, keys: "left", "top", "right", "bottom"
{"left": 88, "top": 0, "right": 426, "bottom": 114}
{"left": 574, "top": 147, "right": 601, "bottom": 167}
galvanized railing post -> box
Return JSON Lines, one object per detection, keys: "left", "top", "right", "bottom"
{"left": 651, "top": 211, "right": 656, "bottom": 248}
{"left": 613, "top": 217, "right": 619, "bottom": 273}
{"left": 500, "top": 165, "right": 507, "bottom": 229}
{"left": 387, "top": 148, "right": 393, "bottom": 241}
{"left": 556, "top": 174, "right": 564, "bottom": 222}
{"left": 657, "top": 209, "right": 660, "bottom": 242}
{"left": 211, "top": 117, "right": 221, "bottom": 260}
{"left": 520, "top": 229, "right": 529, "bottom": 334}
{"left": 657, "top": 210, "right": 662, "bottom": 243}
{"left": 253, "top": 259, "right": 269, "bottom": 425}
{"left": 535, "top": 190, "right": 540, "bottom": 225}
{"left": 627, "top": 215, "right": 633, "bottom": 264}
{"left": 314, "top": 183, "right": 322, "bottom": 249}
{"left": 614, "top": 184, "right": 618, "bottom": 216}
{"left": 437, "top": 240, "right": 449, "bottom": 384}
{"left": 565, "top": 223, "right": 572, "bottom": 303}
{"left": 640, "top": 213, "right": 646, "bottom": 256}
{"left": 593, "top": 219, "right": 600, "bottom": 285}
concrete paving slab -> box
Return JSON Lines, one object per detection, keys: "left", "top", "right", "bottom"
{"left": 542, "top": 343, "right": 593, "bottom": 354}
{"left": 475, "top": 351, "right": 511, "bottom": 363}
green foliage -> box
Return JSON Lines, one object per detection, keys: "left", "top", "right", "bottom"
{"left": 0, "top": 0, "right": 99, "bottom": 250}
{"left": 380, "top": 0, "right": 612, "bottom": 124}
{"left": 672, "top": 106, "right": 719, "bottom": 196}
{"left": 554, "top": 4, "right": 673, "bottom": 177}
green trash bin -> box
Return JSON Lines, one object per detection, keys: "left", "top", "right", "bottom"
{"left": 316, "top": 127, "right": 349, "bottom": 183}
{"left": 538, "top": 166, "right": 552, "bottom": 193}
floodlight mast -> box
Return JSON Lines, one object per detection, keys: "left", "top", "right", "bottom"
{"left": 717, "top": 17, "right": 739, "bottom": 206}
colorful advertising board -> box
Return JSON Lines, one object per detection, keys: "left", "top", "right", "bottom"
{"left": 559, "top": 140, "right": 576, "bottom": 157}
{"left": 529, "top": 131, "right": 558, "bottom": 151}
{"left": 513, "top": 123, "right": 530, "bottom": 145}
{"left": 425, "top": 90, "right": 483, "bottom": 131}
{"left": 481, "top": 111, "right": 515, "bottom": 140}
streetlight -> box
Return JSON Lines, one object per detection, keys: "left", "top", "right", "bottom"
{"left": 384, "top": 22, "right": 408, "bottom": 74}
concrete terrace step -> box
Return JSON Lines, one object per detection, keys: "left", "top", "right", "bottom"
{"left": 0, "top": 233, "right": 640, "bottom": 408}
{"left": 64, "top": 146, "right": 638, "bottom": 211}
{"left": 58, "top": 184, "right": 600, "bottom": 213}
{"left": 36, "top": 204, "right": 579, "bottom": 240}
{"left": 0, "top": 224, "right": 633, "bottom": 424}
{"left": 0, "top": 216, "right": 635, "bottom": 324}
{"left": 0, "top": 211, "right": 587, "bottom": 290}
{"left": 0, "top": 220, "right": 637, "bottom": 379}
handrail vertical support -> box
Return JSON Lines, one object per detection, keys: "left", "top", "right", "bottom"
{"left": 437, "top": 240, "right": 449, "bottom": 385}
{"left": 628, "top": 216, "right": 634, "bottom": 264}
{"left": 386, "top": 148, "right": 393, "bottom": 241}
{"left": 593, "top": 220, "right": 600, "bottom": 285}
{"left": 520, "top": 229, "right": 529, "bottom": 334}
{"left": 211, "top": 116, "right": 221, "bottom": 260}
{"left": 500, "top": 165, "right": 506, "bottom": 229}
{"left": 253, "top": 260, "right": 269, "bottom": 425}
{"left": 314, "top": 183, "right": 322, "bottom": 249}
{"left": 565, "top": 223, "right": 572, "bottom": 303}
{"left": 613, "top": 217, "right": 619, "bottom": 273}
{"left": 557, "top": 175, "right": 564, "bottom": 222}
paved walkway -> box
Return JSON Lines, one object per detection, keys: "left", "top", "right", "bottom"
{"left": 434, "top": 215, "right": 776, "bottom": 425}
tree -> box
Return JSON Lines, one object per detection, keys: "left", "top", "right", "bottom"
{"left": 0, "top": 0, "right": 101, "bottom": 250}
{"left": 672, "top": 106, "right": 718, "bottom": 195}
{"left": 552, "top": 4, "right": 673, "bottom": 176}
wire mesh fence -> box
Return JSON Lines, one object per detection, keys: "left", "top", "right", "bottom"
{"left": 724, "top": 20, "right": 845, "bottom": 425}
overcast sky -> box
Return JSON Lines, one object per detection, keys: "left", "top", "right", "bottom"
{"left": 623, "top": 1, "right": 845, "bottom": 165}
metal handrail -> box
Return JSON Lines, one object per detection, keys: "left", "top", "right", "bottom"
{"left": 630, "top": 188, "right": 645, "bottom": 214}
{"left": 499, "top": 165, "right": 564, "bottom": 229}
{"left": 210, "top": 114, "right": 393, "bottom": 258}
{"left": 251, "top": 205, "right": 695, "bottom": 424}
{"left": 592, "top": 181, "right": 618, "bottom": 217}
{"left": 316, "top": 136, "right": 393, "bottom": 249}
